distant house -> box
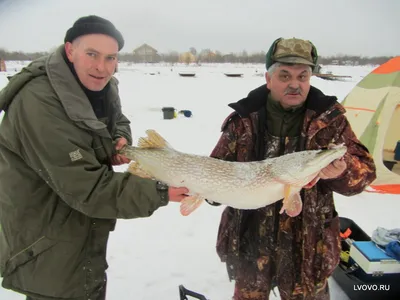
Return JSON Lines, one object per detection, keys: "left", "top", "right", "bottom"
{"left": 132, "top": 43, "right": 160, "bottom": 63}
{"left": 0, "top": 58, "right": 6, "bottom": 72}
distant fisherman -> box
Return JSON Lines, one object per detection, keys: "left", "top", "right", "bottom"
{"left": 208, "top": 37, "right": 376, "bottom": 300}
{"left": 0, "top": 15, "right": 188, "bottom": 300}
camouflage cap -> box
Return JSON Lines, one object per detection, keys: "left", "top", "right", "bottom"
{"left": 265, "top": 37, "right": 318, "bottom": 70}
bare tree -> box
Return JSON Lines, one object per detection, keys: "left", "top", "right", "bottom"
{"left": 189, "top": 47, "right": 197, "bottom": 56}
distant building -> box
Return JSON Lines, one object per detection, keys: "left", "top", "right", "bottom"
{"left": 0, "top": 58, "right": 6, "bottom": 72}
{"left": 132, "top": 43, "right": 160, "bottom": 63}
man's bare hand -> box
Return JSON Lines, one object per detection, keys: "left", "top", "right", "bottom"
{"left": 111, "top": 137, "right": 131, "bottom": 165}
{"left": 168, "top": 187, "right": 189, "bottom": 202}
{"left": 319, "top": 157, "right": 347, "bottom": 180}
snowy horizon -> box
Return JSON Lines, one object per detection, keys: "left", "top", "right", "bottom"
{"left": 0, "top": 0, "right": 399, "bottom": 57}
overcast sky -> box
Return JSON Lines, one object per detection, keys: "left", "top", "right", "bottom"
{"left": 0, "top": 0, "right": 398, "bottom": 57}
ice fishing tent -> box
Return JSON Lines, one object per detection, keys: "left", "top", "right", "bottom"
{"left": 342, "top": 56, "right": 400, "bottom": 194}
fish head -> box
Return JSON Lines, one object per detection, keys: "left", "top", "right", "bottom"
{"left": 274, "top": 144, "right": 347, "bottom": 186}
{"left": 305, "top": 145, "right": 347, "bottom": 178}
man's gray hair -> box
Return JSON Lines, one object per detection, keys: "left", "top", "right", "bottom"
{"left": 267, "top": 62, "right": 312, "bottom": 75}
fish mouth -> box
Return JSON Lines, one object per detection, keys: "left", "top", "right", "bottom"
{"left": 312, "top": 145, "right": 347, "bottom": 167}
{"left": 327, "top": 143, "right": 346, "bottom": 151}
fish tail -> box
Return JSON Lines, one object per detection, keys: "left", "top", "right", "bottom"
{"left": 180, "top": 195, "right": 204, "bottom": 216}
{"left": 138, "top": 129, "right": 172, "bottom": 149}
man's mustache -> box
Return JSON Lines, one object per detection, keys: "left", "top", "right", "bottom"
{"left": 284, "top": 88, "right": 302, "bottom": 95}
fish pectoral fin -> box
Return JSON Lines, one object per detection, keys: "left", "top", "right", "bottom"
{"left": 138, "top": 129, "right": 172, "bottom": 149}
{"left": 127, "top": 161, "right": 154, "bottom": 179}
{"left": 180, "top": 195, "right": 204, "bottom": 216}
{"left": 279, "top": 185, "right": 303, "bottom": 217}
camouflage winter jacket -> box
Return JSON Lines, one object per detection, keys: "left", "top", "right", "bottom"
{"left": 210, "top": 84, "right": 376, "bottom": 296}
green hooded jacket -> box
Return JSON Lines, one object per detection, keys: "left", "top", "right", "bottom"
{"left": 0, "top": 46, "right": 166, "bottom": 299}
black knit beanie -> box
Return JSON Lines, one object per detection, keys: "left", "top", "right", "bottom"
{"left": 64, "top": 15, "right": 124, "bottom": 51}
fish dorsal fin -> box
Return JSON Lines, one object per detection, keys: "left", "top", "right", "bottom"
{"left": 137, "top": 129, "right": 172, "bottom": 149}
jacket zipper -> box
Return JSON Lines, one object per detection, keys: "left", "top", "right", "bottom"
{"left": 273, "top": 113, "right": 286, "bottom": 242}
{"left": 271, "top": 114, "right": 287, "bottom": 288}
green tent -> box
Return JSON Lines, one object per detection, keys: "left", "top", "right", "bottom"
{"left": 342, "top": 56, "right": 400, "bottom": 194}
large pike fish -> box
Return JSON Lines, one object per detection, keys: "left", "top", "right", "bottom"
{"left": 119, "top": 130, "right": 347, "bottom": 217}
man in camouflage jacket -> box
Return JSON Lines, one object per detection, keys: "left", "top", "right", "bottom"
{"left": 209, "top": 38, "right": 376, "bottom": 300}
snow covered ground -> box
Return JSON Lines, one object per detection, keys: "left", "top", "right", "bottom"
{"left": 1, "top": 62, "right": 398, "bottom": 300}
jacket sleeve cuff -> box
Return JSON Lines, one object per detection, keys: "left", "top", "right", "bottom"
{"left": 155, "top": 181, "right": 169, "bottom": 206}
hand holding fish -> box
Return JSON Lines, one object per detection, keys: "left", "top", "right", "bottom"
{"left": 168, "top": 187, "right": 190, "bottom": 202}
{"left": 112, "top": 137, "right": 131, "bottom": 165}
{"left": 319, "top": 157, "right": 347, "bottom": 179}
{"left": 302, "top": 157, "right": 347, "bottom": 189}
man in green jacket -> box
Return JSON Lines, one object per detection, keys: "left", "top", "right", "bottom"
{"left": 0, "top": 15, "right": 188, "bottom": 300}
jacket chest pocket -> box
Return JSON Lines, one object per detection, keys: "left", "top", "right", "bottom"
{"left": 92, "top": 135, "right": 113, "bottom": 164}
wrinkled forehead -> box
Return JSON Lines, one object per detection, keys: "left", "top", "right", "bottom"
{"left": 75, "top": 34, "right": 119, "bottom": 55}
{"left": 276, "top": 64, "right": 311, "bottom": 74}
